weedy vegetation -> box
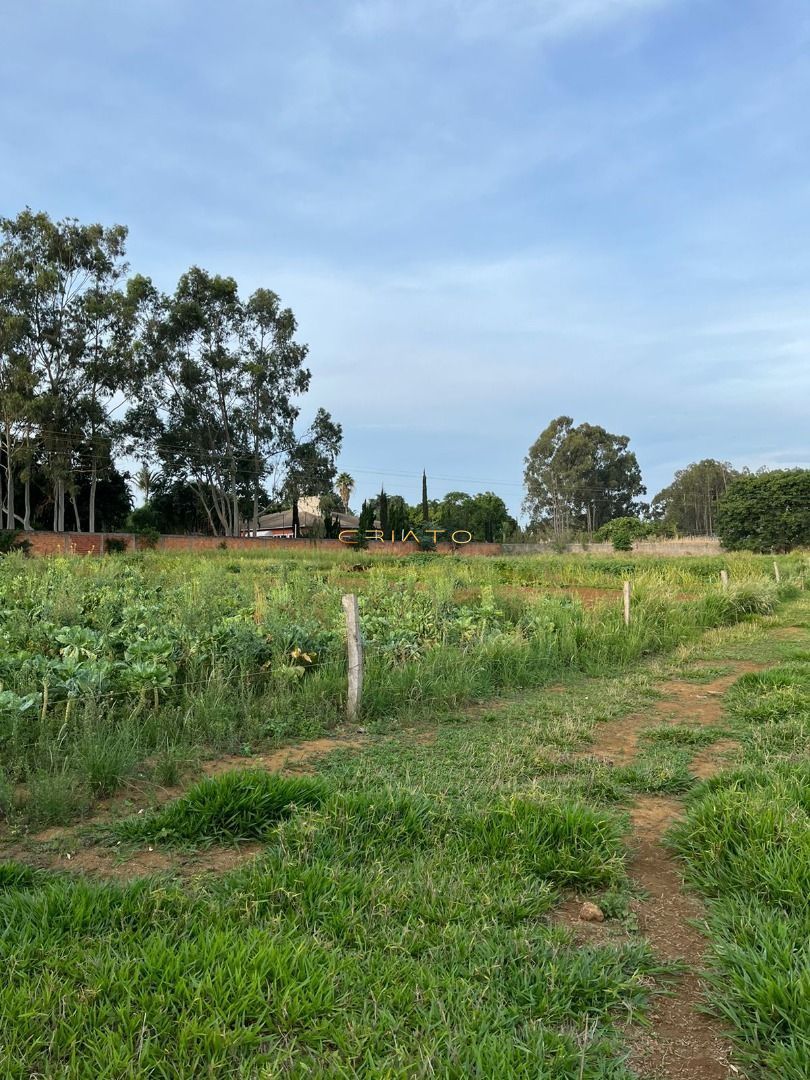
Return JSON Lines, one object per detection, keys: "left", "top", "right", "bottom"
{"left": 0, "top": 549, "right": 799, "bottom": 824}
{"left": 0, "top": 548, "right": 806, "bottom": 1077}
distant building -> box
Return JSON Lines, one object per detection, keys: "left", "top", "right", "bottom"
{"left": 253, "top": 495, "right": 369, "bottom": 538}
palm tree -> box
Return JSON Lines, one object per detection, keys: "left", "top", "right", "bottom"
{"left": 336, "top": 471, "right": 354, "bottom": 512}
{"left": 134, "top": 464, "right": 160, "bottom": 504}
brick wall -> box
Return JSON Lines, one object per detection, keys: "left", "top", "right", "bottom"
{"left": 26, "top": 532, "right": 137, "bottom": 556}
{"left": 21, "top": 532, "right": 722, "bottom": 558}
{"left": 502, "top": 538, "right": 722, "bottom": 557}
{"left": 22, "top": 532, "right": 503, "bottom": 557}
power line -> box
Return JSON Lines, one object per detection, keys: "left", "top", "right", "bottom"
{"left": 2, "top": 424, "right": 729, "bottom": 504}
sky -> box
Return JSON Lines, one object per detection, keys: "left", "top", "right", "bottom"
{"left": 2, "top": 0, "right": 809, "bottom": 517}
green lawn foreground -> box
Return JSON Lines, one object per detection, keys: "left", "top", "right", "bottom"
{"left": 1, "top": 592, "right": 808, "bottom": 1078}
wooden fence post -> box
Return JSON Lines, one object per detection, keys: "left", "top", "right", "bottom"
{"left": 720, "top": 570, "right": 729, "bottom": 591}
{"left": 623, "top": 580, "right": 631, "bottom": 626}
{"left": 773, "top": 561, "right": 781, "bottom": 583}
{"left": 342, "top": 594, "right": 363, "bottom": 721}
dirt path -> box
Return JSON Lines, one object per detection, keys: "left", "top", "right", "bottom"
{"left": 626, "top": 797, "right": 733, "bottom": 1079}
{"left": 579, "top": 663, "right": 764, "bottom": 1079}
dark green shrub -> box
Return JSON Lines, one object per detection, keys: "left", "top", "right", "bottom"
{"left": 0, "top": 530, "right": 31, "bottom": 556}
{"left": 126, "top": 505, "right": 161, "bottom": 532}
{"left": 717, "top": 470, "right": 810, "bottom": 552}
{"left": 611, "top": 522, "right": 634, "bottom": 552}
{"left": 104, "top": 537, "right": 129, "bottom": 554}
{"left": 594, "top": 517, "right": 651, "bottom": 549}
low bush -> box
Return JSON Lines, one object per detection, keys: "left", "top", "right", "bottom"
{"left": 135, "top": 527, "right": 160, "bottom": 550}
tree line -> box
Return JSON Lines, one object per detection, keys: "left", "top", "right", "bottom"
{"left": 0, "top": 209, "right": 340, "bottom": 536}
{"left": 2, "top": 212, "right": 804, "bottom": 552}
{"left": 522, "top": 416, "right": 809, "bottom": 551}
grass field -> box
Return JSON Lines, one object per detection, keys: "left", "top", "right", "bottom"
{"left": 0, "top": 548, "right": 801, "bottom": 825}
{"left": 0, "top": 549, "right": 808, "bottom": 1078}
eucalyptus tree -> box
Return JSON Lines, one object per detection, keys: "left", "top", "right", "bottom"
{"left": 78, "top": 252, "right": 136, "bottom": 531}
{"left": 652, "top": 460, "right": 744, "bottom": 536}
{"left": 0, "top": 353, "right": 37, "bottom": 531}
{"left": 128, "top": 269, "right": 313, "bottom": 537}
{"left": 0, "top": 209, "right": 130, "bottom": 531}
{"left": 523, "top": 416, "right": 645, "bottom": 534}
{"left": 241, "top": 288, "right": 310, "bottom": 534}
{"left": 283, "top": 409, "right": 343, "bottom": 532}
{"left": 0, "top": 281, "right": 37, "bottom": 529}
{"left": 130, "top": 268, "right": 246, "bottom": 535}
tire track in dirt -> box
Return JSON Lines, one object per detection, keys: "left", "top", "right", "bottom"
{"left": 577, "top": 662, "right": 765, "bottom": 1080}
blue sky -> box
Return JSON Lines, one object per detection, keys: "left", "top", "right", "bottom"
{"left": 3, "top": 0, "right": 809, "bottom": 515}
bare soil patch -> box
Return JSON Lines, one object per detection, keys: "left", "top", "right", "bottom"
{"left": 11, "top": 840, "right": 265, "bottom": 883}
{"left": 1, "top": 734, "right": 365, "bottom": 881}
{"left": 576, "top": 664, "right": 761, "bottom": 765}
{"left": 628, "top": 798, "right": 733, "bottom": 1080}
{"left": 199, "top": 734, "right": 367, "bottom": 779}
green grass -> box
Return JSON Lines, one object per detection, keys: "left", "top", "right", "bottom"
{"left": 638, "top": 723, "right": 726, "bottom": 747}
{"left": 666, "top": 663, "right": 734, "bottom": 681}
{"left": 671, "top": 764, "right": 810, "bottom": 908}
{"left": 0, "top": 865, "right": 670, "bottom": 1077}
{"left": 614, "top": 747, "right": 695, "bottom": 794}
{"left": 0, "top": 775, "right": 663, "bottom": 1078}
{"left": 0, "top": 557, "right": 806, "bottom": 1076}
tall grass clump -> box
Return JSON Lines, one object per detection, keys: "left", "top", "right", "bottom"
{"left": 670, "top": 765, "right": 810, "bottom": 908}
{"left": 119, "top": 771, "right": 330, "bottom": 842}
{"left": 457, "top": 796, "right": 625, "bottom": 886}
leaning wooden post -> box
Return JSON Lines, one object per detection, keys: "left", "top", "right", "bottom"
{"left": 720, "top": 569, "right": 729, "bottom": 591}
{"left": 773, "top": 561, "right": 781, "bottom": 583}
{"left": 342, "top": 593, "right": 363, "bottom": 721}
{"left": 623, "top": 580, "right": 631, "bottom": 626}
